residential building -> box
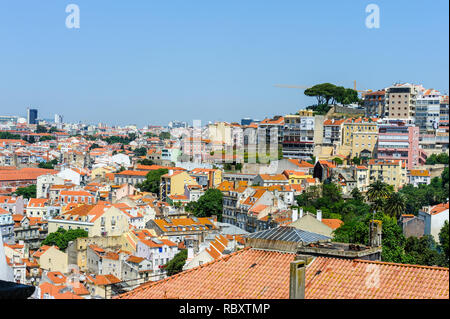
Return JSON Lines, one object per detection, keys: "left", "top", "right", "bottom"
{"left": 340, "top": 117, "right": 378, "bottom": 158}
{"left": 32, "top": 245, "right": 68, "bottom": 273}
{"left": 48, "top": 203, "right": 130, "bottom": 237}
{"left": 377, "top": 120, "right": 425, "bottom": 169}
{"left": 367, "top": 159, "right": 407, "bottom": 191}
{"left": 0, "top": 207, "right": 15, "bottom": 244}
{"left": 282, "top": 114, "right": 324, "bottom": 159}
{"left": 135, "top": 237, "right": 178, "bottom": 281}
{"left": 408, "top": 169, "right": 431, "bottom": 187}
{"left": 160, "top": 170, "right": 198, "bottom": 202}
{"left": 420, "top": 203, "right": 449, "bottom": 242}
{"left": 363, "top": 90, "right": 386, "bottom": 117}
{"left": 385, "top": 83, "right": 422, "bottom": 119}
{"left": 415, "top": 89, "right": 441, "bottom": 133}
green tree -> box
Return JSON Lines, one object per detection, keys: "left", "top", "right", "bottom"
{"left": 333, "top": 212, "right": 407, "bottom": 263}
{"left": 188, "top": 189, "right": 223, "bottom": 221}
{"left": 352, "top": 157, "right": 361, "bottom": 165}
{"left": 0, "top": 132, "right": 21, "bottom": 139}
{"left": 89, "top": 143, "right": 100, "bottom": 150}
{"left": 404, "top": 235, "right": 444, "bottom": 266}
{"left": 137, "top": 169, "right": 168, "bottom": 195}
{"left": 384, "top": 192, "right": 406, "bottom": 219}
{"left": 39, "top": 136, "right": 56, "bottom": 142}
{"left": 159, "top": 132, "right": 171, "bottom": 140}
{"left": 14, "top": 185, "right": 36, "bottom": 199}
{"left": 350, "top": 187, "right": 364, "bottom": 202}
{"left": 38, "top": 161, "right": 54, "bottom": 169}
{"left": 333, "top": 157, "right": 343, "bottom": 165}
{"left": 366, "top": 181, "right": 391, "bottom": 203}
{"left": 304, "top": 83, "right": 337, "bottom": 106}
{"left": 36, "top": 125, "right": 48, "bottom": 133}
{"left": 133, "top": 147, "right": 147, "bottom": 157}
{"left": 41, "top": 228, "right": 88, "bottom": 251}
{"left": 439, "top": 221, "right": 449, "bottom": 267}
{"left": 164, "top": 249, "right": 187, "bottom": 276}
{"left": 138, "top": 158, "right": 154, "bottom": 166}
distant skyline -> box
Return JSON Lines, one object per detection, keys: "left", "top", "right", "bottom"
{"left": 0, "top": 0, "right": 448, "bottom": 127}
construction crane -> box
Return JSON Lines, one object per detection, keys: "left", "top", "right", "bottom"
{"left": 353, "top": 80, "right": 372, "bottom": 97}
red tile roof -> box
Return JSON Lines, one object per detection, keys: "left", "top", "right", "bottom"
{"left": 321, "top": 219, "right": 344, "bottom": 230}
{"left": 115, "top": 248, "right": 296, "bottom": 299}
{"left": 115, "top": 249, "right": 449, "bottom": 299}
{"left": 430, "top": 203, "right": 449, "bottom": 215}
{"left": 305, "top": 257, "right": 449, "bottom": 299}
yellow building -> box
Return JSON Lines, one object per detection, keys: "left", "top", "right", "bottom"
{"left": 160, "top": 170, "right": 198, "bottom": 202}
{"left": 91, "top": 166, "right": 116, "bottom": 180}
{"left": 282, "top": 170, "right": 313, "bottom": 185}
{"left": 190, "top": 168, "right": 223, "bottom": 188}
{"left": 340, "top": 118, "right": 379, "bottom": 158}
{"left": 48, "top": 204, "right": 130, "bottom": 237}
{"left": 32, "top": 245, "right": 68, "bottom": 273}
{"left": 368, "top": 159, "right": 407, "bottom": 191}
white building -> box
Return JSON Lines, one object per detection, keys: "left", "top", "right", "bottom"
{"left": 135, "top": 238, "right": 178, "bottom": 281}
{"left": 419, "top": 203, "right": 449, "bottom": 242}
{"left": 408, "top": 169, "right": 431, "bottom": 187}
{"left": 36, "top": 173, "right": 65, "bottom": 199}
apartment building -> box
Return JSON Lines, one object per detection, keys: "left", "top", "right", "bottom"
{"left": 282, "top": 114, "right": 324, "bottom": 159}
{"left": 385, "top": 83, "right": 422, "bottom": 119}
{"left": 114, "top": 170, "right": 148, "bottom": 186}
{"left": 377, "top": 120, "right": 425, "bottom": 170}
{"left": 340, "top": 117, "right": 378, "bottom": 158}
{"left": 415, "top": 89, "right": 441, "bottom": 133}
{"left": 258, "top": 116, "right": 285, "bottom": 148}
{"left": 408, "top": 169, "right": 431, "bottom": 187}
{"left": 0, "top": 207, "right": 14, "bottom": 244}
{"left": 367, "top": 159, "right": 407, "bottom": 191}
{"left": 322, "top": 118, "right": 345, "bottom": 146}
{"left": 159, "top": 170, "right": 198, "bottom": 202}
{"left": 48, "top": 204, "right": 129, "bottom": 237}
{"left": 364, "top": 90, "right": 386, "bottom": 117}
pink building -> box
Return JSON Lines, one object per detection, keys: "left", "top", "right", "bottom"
{"left": 377, "top": 121, "right": 426, "bottom": 170}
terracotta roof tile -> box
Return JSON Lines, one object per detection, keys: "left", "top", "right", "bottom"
{"left": 115, "top": 249, "right": 450, "bottom": 299}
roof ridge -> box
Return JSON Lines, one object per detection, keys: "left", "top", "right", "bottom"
{"left": 116, "top": 247, "right": 252, "bottom": 299}
{"left": 354, "top": 258, "right": 450, "bottom": 271}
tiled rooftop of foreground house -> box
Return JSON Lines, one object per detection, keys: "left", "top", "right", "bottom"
{"left": 115, "top": 247, "right": 449, "bottom": 299}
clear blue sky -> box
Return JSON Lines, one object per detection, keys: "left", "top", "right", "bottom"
{"left": 0, "top": 0, "right": 448, "bottom": 127}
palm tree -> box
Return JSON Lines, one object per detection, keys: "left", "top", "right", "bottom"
{"left": 384, "top": 192, "right": 406, "bottom": 218}
{"left": 371, "top": 198, "right": 385, "bottom": 214}
{"left": 366, "top": 180, "right": 391, "bottom": 203}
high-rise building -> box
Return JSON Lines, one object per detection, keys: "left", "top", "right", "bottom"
{"left": 282, "top": 112, "right": 324, "bottom": 159}
{"left": 27, "top": 108, "right": 38, "bottom": 124}
{"left": 376, "top": 119, "right": 426, "bottom": 170}
{"left": 54, "top": 114, "right": 63, "bottom": 124}
{"left": 415, "top": 89, "right": 441, "bottom": 134}
{"left": 385, "top": 83, "right": 423, "bottom": 120}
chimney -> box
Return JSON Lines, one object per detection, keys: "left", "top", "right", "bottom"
{"left": 187, "top": 247, "right": 194, "bottom": 259}
{"left": 299, "top": 208, "right": 303, "bottom": 219}
{"left": 316, "top": 210, "right": 322, "bottom": 222}
{"left": 292, "top": 208, "right": 298, "bottom": 222}
{"left": 369, "top": 220, "right": 382, "bottom": 247}
{"left": 289, "top": 259, "right": 306, "bottom": 299}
